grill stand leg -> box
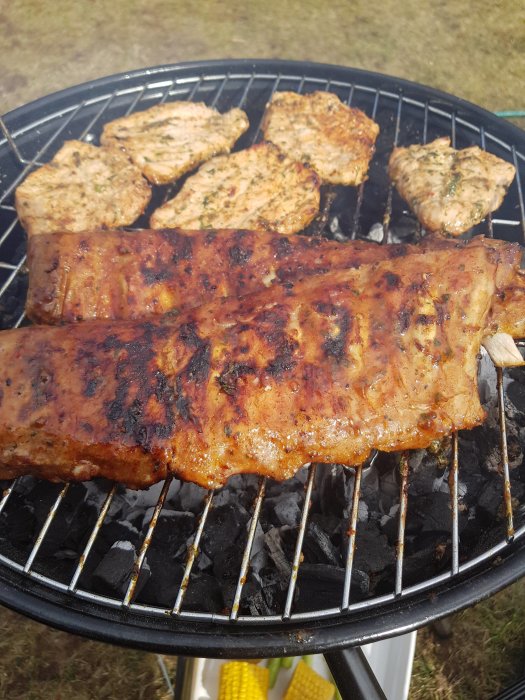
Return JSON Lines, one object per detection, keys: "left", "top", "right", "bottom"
{"left": 325, "top": 648, "right": 387, "bottom": 700}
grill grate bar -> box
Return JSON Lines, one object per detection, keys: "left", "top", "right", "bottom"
{"left": 451, "top": 111, "right": 457, "bottom": 148}
{"left": 237, "top": 74, "right": 255, "bottom": 110}
{"left": 511, "top": 146, "right": 525, "bottom": 243}
{"left": 0, "top": 217, "right": 20, "bottom": 249}
{"left": 0, "top": 101, "right": 88, "bottom": 205}
{"left": 497, "top": 367, "right": 515, "bottom": 541}
{"left": 185, "top": 77, "right": 204, "bottom": 102}
{"left": 24, "top": 483, "right": 70, "bottom": 573}
{"left": 123, "top": 476, "right": 173, "bottom": 607}
{"left": 69, "top": 483, "right": 117, "bottom": 592}
{"left": 480, "top": 128, "right": 495, "bottom": 238}
{"left": 210, "top": 75, "right": 229, "bottom": 109}
{"left": 283, "top": 463, "right": 317, "bottom": 619}
{"left": 382, "top": 93, "right": 403, "bottom": 243}
{"left": 449, "top": 433, "right": 460, "bottom": 575}
{"left": 351, "top": 87, "right": 381, "bottom": 240}
{"left": 251, "top": 74, "right": 282, "bottom": 143}
{"left": 341, "top": 465, "right": 363, "bottom": 611}
{"left": 157, "top": 81, "right": 176, "bottom": 105}
{"left": 0, "top": 479, "right": 18, "bottom": 516}
{"left": 422, "top": 100, "right": 430, "bottom": 144}
{"left": 395, "top": 454, "right": 410, "bottom": 595}
{"left": 0, "top": 254, "right": 26, "bottom": 302}
{"left": 172, "top": 489, "right": 214, "bottom": 615}
{"left": 0, "top": 117, "right": 27, "bottom": 164}
{"left": 229, "top": 477, "right": 267, "bottom": 621}
{"left": 78, "top": 93, "right": 119, "bottom": 142}
{"left": 124, "top": 87, "right": 148, "bottom": 117}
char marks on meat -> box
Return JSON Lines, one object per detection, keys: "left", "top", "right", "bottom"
{"left": 149, "top": 143, "right": 321, "bottom": 234}
{"left": 25, "top": 229, "right": 525, "bottom": 342}
{"left": 101, "top": 101, "right": 249, "bottom": 185}
{"left": 15, "top": 141, "right": 151, "bottom": 236}
{"left": 0, "top": 241, "right": 520, "bottom": 489}
{"left": 388, "top": 137, "right": 516, "bottom": 236}
{"left": 262, "top": 91, "right": 380, "bottom": 185}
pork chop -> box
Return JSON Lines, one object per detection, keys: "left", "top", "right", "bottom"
{"left": 101, "top": 101, "right": 249, "bottom": 185}
{"left": 15, "top": 141, "right": 151, "bottom": 236}
{"left": 261, "top": 91, "right": 379, "bottom": 185}
{"left": 388, "top": 136, "right": 516, "bottom": 236}
{"left": 149, "top": 143, "right": 321, "bottom": 234}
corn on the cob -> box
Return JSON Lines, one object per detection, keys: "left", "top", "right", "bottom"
{"left": 283, "top": 660, "right": 335, "bottom": 700}
{"left": 218, "top": 661, "right": 269, "bottom": 700}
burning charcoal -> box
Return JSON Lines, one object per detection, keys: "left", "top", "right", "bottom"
{"left": 184, "top": 572, "right": 223, "bottom": 613}
{"left": 477, "top": 478, "right": 504, "bottom": 522}
{"left": 508, "top": 368, "right": 525, "bottom": 385}
{"left": 96, "top": 519, "right": 140, "bottom": 554}
{"left": 265, "top": 492, "right": 302, "bottom": 527}
{"left": 142, "top": 510, "right": 195, "bottom": 557}
{"left": 221, "top": 474, "right": 260, "bottom": 508}
{"left": 315, "top": 464, "right": 349, "bottom": 516}
{"left": 264, "top": 527, "right": 292, "bottom": 580}
{"left": 379, "top": 504, "right": 400, "bottom": 544}
{"left": 196, "top": 551, "right": 213, "bottom": 571}
{"left": 248, "top": 522, "right": 267, "bottom": 578}
{"left": 402, "top": 535, "right": 450, "bottom": 585}
{"left": 200, "top": 503, "right": 249, "bottom": 559}
{"left": 407, "top": 451, "right": 443, "bottom": 497}
{"left": 310, "top": 512, "right": 343, "bottom": 538}
{"left": 303, "top": 522, "right": 342, "bottom": 566}
{"left": 420, "top": 492, "right": 466, "bottom": 534}
{"left": 138, "top": 553, "right": 184, "bottom": 607}
{"left": 295, "top": 564, "right": 369, "bottom": 612}
{"left": 92, "top": 540, "right": 149, "bottom": 598}
{"left": 353, "top": 521, "right": 396, "bottom": 576}
{"left": 506, "top": 381, "right": 525, "bottom": 417}
{"left": 0, "top": 501, "right": 35, "bottom": 547}
{"left": 359, "top": 464, "right": 381, "bottom": 514}
{"left": 212, "top": 542, "right": 244, "bottom": 581}
{"left": 240, "top": 577, "right": 273, "bottom": 616}
{"left": 39, "top": 486, "right": 99, "bottom": 558}
{"left": 177, "top": 482, "right": 207, "bottom": 513}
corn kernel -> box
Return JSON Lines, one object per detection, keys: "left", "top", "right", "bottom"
{"left": 284, "top": 660, "right": 335, "bottom": 700}
{"left": 218, "top": 661, "right": 269, "bottom": 700}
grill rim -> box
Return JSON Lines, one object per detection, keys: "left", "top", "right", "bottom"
{"left": 0, "top": 58, "right": 525, "bottom": 656}
{"left": 1, "top": 536, "right": 525, "bottom": 658}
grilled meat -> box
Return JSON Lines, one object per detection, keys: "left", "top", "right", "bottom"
{"left": 26, "top": 228, "right": 525, "bottom": 340}
{"left": 15, "top": 141, "right": 151, "bottom": 236}
{"left": 0, "top": 241, "right": 521, "bottom": 489}
{"left": 261, "top": 91, "right": 379, "bottom": 185}
{"left": 100, "top": 102, "right": 249, "bottom": 185}
{"left": 388, "top": 137, "right": 516, "bottom": 236}
{"left": 149, "top": 143, "right": 320, "bottom": 234}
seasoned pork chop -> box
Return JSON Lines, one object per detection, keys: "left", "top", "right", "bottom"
{"left": 261, "top": 91, "right": 380, "bottom": 185}
{"left": 149, "top": 143, "right": 320, "bottom": 234}
{"left": 101, "top": 102, "right": 249, "bottom": 185}
{"left": 0, "top": 241, "right": 521, "bottom": 488}
{"left": 388, "top": 136, "right": 516, "bottom": 236}
{"left": 15, "top": 141, "right": 151, "bottom": 236}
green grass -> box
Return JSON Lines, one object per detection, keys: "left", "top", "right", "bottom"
{"left": 410, "top": 578, "right": 525, "bottom": 699}
{"left": 0, "top": 608, "right": 169, "bottom": 700}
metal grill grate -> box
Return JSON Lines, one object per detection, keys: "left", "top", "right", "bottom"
{"left": 0, "top": 61, "right": 525, "bottom": 656}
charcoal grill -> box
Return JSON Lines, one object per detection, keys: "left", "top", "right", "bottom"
{"left": 0, "top": 60, "right": 525, "bottom": 686}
